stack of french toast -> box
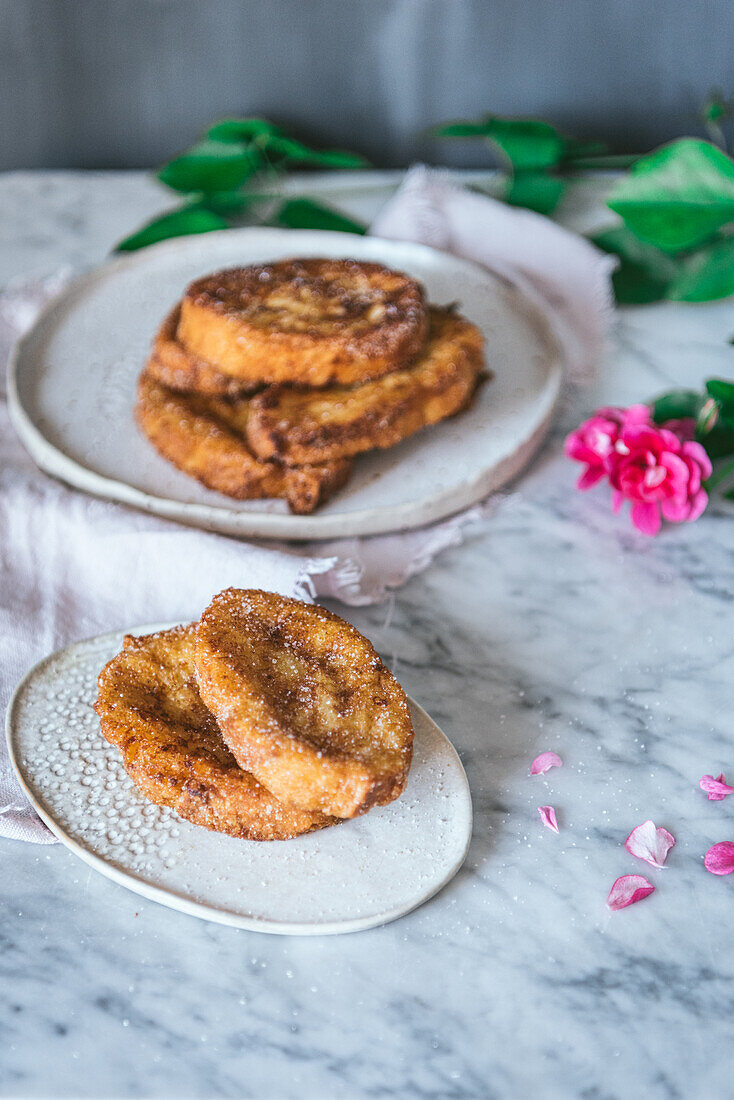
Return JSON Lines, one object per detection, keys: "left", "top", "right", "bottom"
{"left": 95, "top": 589, "right": 414, "bottom": 841}
{"left": 135, "top": 258, "right": 487, "bottom": 514}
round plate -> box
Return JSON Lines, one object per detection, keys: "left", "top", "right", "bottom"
{"left": 6, "top": 625, "right": 472, "bottom": 935}
{"left": 8, "top": 228, "right": 561, "bottom": 541}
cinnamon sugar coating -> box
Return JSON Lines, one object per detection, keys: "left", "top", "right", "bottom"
{"left": 135, "top": 373, "right": 351, "bottom": 514}
{"left": 246, "top": 306, "right": 486, "bottom": 465}
{"left": 94, "top": 625, "right": 338, "bottom": 840}
{"left": 178, "top": 259, "right": 427, "bottom": 387}
{"left": 194, "top": 589, "right": 414, "bottom": 819}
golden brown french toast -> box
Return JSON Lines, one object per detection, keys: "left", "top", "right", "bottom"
{"left": 94, "top": 625, "right": 338, "bottom": 840}
{"left": 177, "top": 259, "right": 427, "bottom": 387}
{"left": 145, "top": 306, "right": 257, "bottom": 398}
{"left": 194, "top": 589, "right": 414, "bottom": 819}
{"left": 246, "top": 307, "right": 486, "bottom": 465}
{"left": 135, "top": 373, "right": 351, "bottom": 514}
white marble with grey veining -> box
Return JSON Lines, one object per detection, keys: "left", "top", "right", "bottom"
{"left": 2, "top": 171, "right": 734, "bottom": 1100}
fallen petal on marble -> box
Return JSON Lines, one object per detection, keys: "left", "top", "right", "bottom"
{"left": 530, "top": 751, "right": 563, "bottom": 776}
{"left": 704, "top": 842, "right": 734, "bottom": 875}
{"left": 699, "top": 774, "right": 734, "bottom": 801}
{"left": 624, "top": 820, "right": 675, "bottom": 868}
{"left": 607, "top": 875, "right": 655, "bottom": 910}
{"left": 538, "top": 805, "right": 559, "bottom": 833}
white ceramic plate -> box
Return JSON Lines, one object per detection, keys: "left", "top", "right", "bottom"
{"left": 6, "top": 625, "right": 473, "bottom": 935}
{"left": 8, "top": 228, "right": 561, "bottom": 541}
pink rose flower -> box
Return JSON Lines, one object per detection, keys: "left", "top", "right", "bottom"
{"left": 566, "top": 404, "right": 712, "bottom": 536}
{"left": 564, "top": 405, "right": 651, "bottom": 490}
{"left": 608, "top": 424, "right": 712, "bottom": 536}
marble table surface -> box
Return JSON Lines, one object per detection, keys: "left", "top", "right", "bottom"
{"left": 2, "top": 170, "right": 734, "bottom": 1100}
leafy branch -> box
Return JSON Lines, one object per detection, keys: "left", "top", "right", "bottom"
{"left": 436, "top": 108, "right": 734, "bottom": 481}
{"left": 431, "top": 114, "right": 632, "bottom": 216}
{"left": 597, "top": 138, "right": 734, "bottom": 303}
{"left": 116, "top": 117, "right": 368, "bottom": 251}
{"left": 433, "top": 104, "right": 734, "bottom": 305}
{"left": 120, "top": 102, "right": 734, "bottom": 308}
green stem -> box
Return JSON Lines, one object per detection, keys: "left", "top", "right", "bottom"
{"left": 705, "top": 455, "right": 734, "bottom": 490}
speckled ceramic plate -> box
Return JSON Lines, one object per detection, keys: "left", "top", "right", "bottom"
{"left": 6, "top": 625, "right": 472, "bottom": 935}
{"left": 8, "top": 227, "right": 561, "bottom": 541}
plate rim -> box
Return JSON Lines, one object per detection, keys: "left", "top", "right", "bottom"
{"left": 7, "top": 226, "right": 563, "bottom": 542}
{"left": 6, "top": 621, "right": 473, "bottom": 936}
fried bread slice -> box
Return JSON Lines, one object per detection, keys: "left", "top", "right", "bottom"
{"left": 246, "top": 307, "right": 486, "bottom": 465}
{"left": 146, "top": 305, "right": 257, "bottom": 398}
{"left": 94, "top": 625, "right": 337, "bottom": 840}
{"left": 177, "top": 259, "right": 427, "bottom": 387}
{"left": 194, "top": 589, "right": 414, "bottom": 819}
{"left": 135, "top": 373, "right": 351, "bottom": 514}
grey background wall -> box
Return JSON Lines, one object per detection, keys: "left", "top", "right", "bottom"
{"left": 2, "top": 0, "right": 733, "bottom": 172}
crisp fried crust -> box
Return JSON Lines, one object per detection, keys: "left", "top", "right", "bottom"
{"left": 177, "top": 259, "right": 427, "bottom": 387}
{"left": 94, "top": 625, "right": 337, "bottom": 840}
{"left": 146, "top": 306, "right": 257, "bottom": 398}
{"left": 246, "top": 307, "right": 486, "bottom": 465}
{"left": 194, "top": 589, "right": 414, "bottom": 819}
{"left": 135, "top": 373, "right": 351, "bottom": 514}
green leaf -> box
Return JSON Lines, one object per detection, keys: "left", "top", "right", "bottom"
{"left": 505, "top": 171, "right": 564, "bottom": 214}
{"left": 265, "top": 136, "right": 368, "bottom": 168}
{"left": 608, "top": 138, "right": 734, "bottom": 252}
{"left": 651, "top": 389, "right": 704, "bottom": 423}
{"left": 271, "top": 197, "right": 366, "bottom": 234}
{"left": 609, "top": 266, "right": 667, "bottom": 306}
{"left": 114, "top": 205, "right": 228, "bottom": 252}
{"left": 197, "top": 190, "right": 263, "bottom": 216}
{"left": 433, "top": 115, "right": 565, "bottom": 169}
{"left": 593, "top": 226, "right": 682, "bottom": 304}
{"left": 157, "top": 140, "right": 263, "bottom": 193}
{"left": 702, "top": 420, "right": 734, "bottom": 459}
{"left": 706, "top": 378, "right": 734, "bottom": 414}
{"left": 484, "top": 118, "right": 565, "bottom": 170}
{"left": 206, "top": 118, "right": 285, "bottom": 143}
{"left": 694, "top": 392, "right": 734, "bottom": 457}
{"left": 667, "top": 237, "right": 734, "bottom": 301}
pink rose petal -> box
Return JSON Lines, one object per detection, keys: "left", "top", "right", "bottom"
{"left": 530, "top": 751, "right": 563, "bottom": 776}
{"left": 577, "top": 466, "right": 605, "bottom": 491}
{"left": 630, "top": 500, "right": 662, "bottom": 536}
{"left": 538, "top": 805, "right": 559, "bottom": 833}
{"left": 686, "top": 487, "right": 709, "bottom": 523}
{"left": 704, "top": 842, "right": 734, "bottom": 875}
{"left": 700, "top": 774, "right": 734, "bottom": 801}
{"left": 624, "top": 820, "right": 676, "bottom": 868}
{"left": 607, "top": 874, "right": 655, "bottom": 910}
